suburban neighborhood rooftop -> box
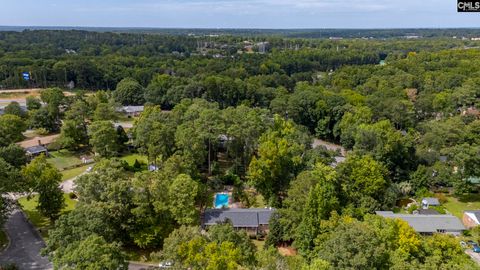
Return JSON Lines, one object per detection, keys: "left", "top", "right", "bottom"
{"left": 203, "top": 208, "right": 275, "bottom": 228}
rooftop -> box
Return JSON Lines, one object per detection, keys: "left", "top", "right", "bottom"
{"left": 25, "top": 145, "right": 47, "bottom": 154}
{"left": 376, "top": 211, "right": 465, "bottom": 233}
{"left": 203, "top": 208, "right": 275, "bottom": 228}
{"left": 422, "top": 197, "right": 440, "bottom": 206}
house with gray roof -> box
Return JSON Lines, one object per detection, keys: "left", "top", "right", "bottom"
{"left": 25, "top": 145, "right": 48, "bottom": 158}
{"left": 463, "top": 210, "right": 480, "bottom": 228}
{"left": 376, "top": 211, "right": 465, "bottom": 235}
{"left": 117, "top": 106, "right": 144, "bottom": 117}
{"left": 203, "top": 208, "right": 275, "bottom": 235}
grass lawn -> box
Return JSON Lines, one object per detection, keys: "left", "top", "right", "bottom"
{"left": 442, "top": 193, "right": 480, "bottom": 218}
{"left": 47, "top": 150, "right": 83, "bottom": 170}
{"left": 0, "top": 230, "right": 8, "bottom": 251}
{"left": 18, "top": 193, "right": 77, "bottom": 239}
{"left": 252, "top": 239, "right": 265, "bottom": 251}
{"left": 61, "top": 164, "right": 91, "bottom": 181}
{"left": 121, "top": 154, "right": 148, "bottom": 166}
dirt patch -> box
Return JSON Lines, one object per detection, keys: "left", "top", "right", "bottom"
{"left": 278, "top": 246, "right": 297, "bottom": 256}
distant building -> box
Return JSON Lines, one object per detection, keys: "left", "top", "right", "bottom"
{"left": 25, "top": 145, "right": 48, "bottom": 158}
{"left": 463, "top": 210, "right": 480, "bottom": 228}
{"left": 117, "top": 106, "right": 144, "bottom": 117}
{"left": 376, "top": 211, "right": 465, "bottom": 235}
{"left": 203, "top": 208, "right": 275, "bottom": 235}
{"left": 422, "top": 197, "right": 440, "bottom": 209}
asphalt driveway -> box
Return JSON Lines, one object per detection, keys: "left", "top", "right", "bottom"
{"left": 0, "top": 208, "right": 52, "bottom": 269}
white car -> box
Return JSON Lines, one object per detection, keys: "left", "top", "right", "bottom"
{"left": 159, "top": 261, "right": 173, "bottom": 269}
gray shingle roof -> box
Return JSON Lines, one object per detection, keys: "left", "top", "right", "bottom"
{"left": 203, "top": 208, "right": 275, "bottom": 228}
{"left": 422, "top": 197, "right": 440, "bottom": 206}
{"left": 118, "top": 106, "right": 144, "bottom": 113}
{"left": 376, "top": 211, "right": 465, "bottom": 233}
{"left": 25, "top": 145, "right": 47, "bottom": 154}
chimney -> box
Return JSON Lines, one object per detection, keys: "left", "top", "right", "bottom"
{"left": 38, "top": 140, "right": 42, "bottom": 146}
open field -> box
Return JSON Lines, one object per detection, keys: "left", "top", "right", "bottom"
{"left": 121, "top": 153, "right": 148, "bottom": 166}
{"left": 442, "top": 194, "right": 480, "bottom": 218}
{"left": 61, "top": 164, "right": 91, "bottom": 180}
{"left": 18, "top": 194, "right": 77, "bottom": 239}
{"left": 47, "top": 150, "right": 83, "bottom": 170}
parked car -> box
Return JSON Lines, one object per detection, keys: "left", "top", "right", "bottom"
{"left": 159, "top": 261, "right": 173, "bottom": 269}
{"left": 460, "top": 241, "right": 467, "bottom": 248}
{"left": 468, "top": 240, "right": 477, "bottom": 247}
{"left": 473, "top": 244, "right": 480, "bottom": 253}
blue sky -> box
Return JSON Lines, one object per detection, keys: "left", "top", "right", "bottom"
{"left": 1, "top": 0, "right": 479, "bottom": 28}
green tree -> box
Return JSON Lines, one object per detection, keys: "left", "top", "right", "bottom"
{"left": 208, "top": 223, "right": 256, "bottom": 266}
{"left": 0, "top": 114, "right": 26, "bottom": 146}
{"left": 22, "top": 155, "right": 65, "bottom": 220}
{"left": 52, "top": 234, "right": 128, "bottom": 270}
{"left": 26, "top": 96, "right": 42, "bottom": 110}
{"left": 295, "top": 164, "right": 339, "bottom": 254}
{"left": 113, "top": 77, "right": 144, "bottom": 105}
{"left": 177, "top": 236, "right": 242, "bottom": 270}
{"left": 0, "top": 144, "right": 27, "bottom": 168}
{"left": 4, "top": 101, "right": 26, "bottom": 118}
{"left": 93, "top": 102, "right": 118, "bottom": 121}
{"left": 29, "top": 107, "right": 61, "bottom": 132}
{"left": 88, "top": 121, "right": 120, "bottom": 157}
{"left": 337, "top": 154, "right": 390, "bottom": 217}
{"left": 247, "top": 115, "right": 308, "bottom": 206}
{"left": 132, "top": 106, "right": 176, "bottom": 163}
{"left": 316, "top": 221, "right": 389, "bottom": 270}
{"left": 168, "top": 174, "right": 199, "bottom": 225}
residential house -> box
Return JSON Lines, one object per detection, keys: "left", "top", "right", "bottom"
{"left": 376, "top": 211, "right": 465, "bottom": 235}
{"left": 203, "top": 208, "right": 275, "bottom": 235}
{"left": 25, "top": 145, "right": 48, "bottom": 158}
{"left": 117, "top": 106, "right": 144, "bottom": 117}
{"left": 463, "top": 210, "right": 480, "bottom": 228}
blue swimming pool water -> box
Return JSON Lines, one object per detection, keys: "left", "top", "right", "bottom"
{"left": 215, "top": 193, "right": 229, "bottom": 208}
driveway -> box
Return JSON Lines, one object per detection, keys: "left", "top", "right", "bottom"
{"left": 466, "top": 249, "right": 480, "bottom": 265}
{"left": 0, "top": 208, "right": 52, "bottom": 269}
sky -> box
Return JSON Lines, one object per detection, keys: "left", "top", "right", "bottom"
{"left": 1, "top": 0, "right": 480, "bottom": 29}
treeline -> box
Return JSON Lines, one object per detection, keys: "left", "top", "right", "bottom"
{"left": 0, "top": 30, "right": 474, "bottom": 90}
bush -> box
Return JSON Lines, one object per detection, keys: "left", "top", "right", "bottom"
{"left": 435, "top": 193, "right": 448, "bottom": 204}
{"left": 0, "top": 264, "right": 18, "bottom": 270}
{"left": 35, "top": 128, "right": 49, "bottom": 135}
{"left": 407, "top": 203, "right": 418, "bottom": 213}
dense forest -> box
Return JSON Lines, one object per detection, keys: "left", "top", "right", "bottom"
{"left": 2, "top": 30, "right": 480, "bottom": 269}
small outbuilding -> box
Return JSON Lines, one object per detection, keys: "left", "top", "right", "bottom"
{"left": 421, "top": 197, "right": 440, "bottom": 209}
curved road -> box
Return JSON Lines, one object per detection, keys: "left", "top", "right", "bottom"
{"left": 0, "top": 208, "right": 52, "bottom": 269}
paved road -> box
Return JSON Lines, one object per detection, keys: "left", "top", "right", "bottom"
{"left": 466, "top": 250, "right": 480, "bottom": 265}
{"left": 0, "top": 209, "right": 52, "bottom": 269}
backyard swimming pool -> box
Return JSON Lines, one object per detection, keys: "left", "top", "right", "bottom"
{"left": 215, "top": 193, "right": 229, "bottom": 208}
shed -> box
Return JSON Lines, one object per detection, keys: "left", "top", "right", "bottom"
{"left": 422, "top": 197, "right": 440, "bottom": 209}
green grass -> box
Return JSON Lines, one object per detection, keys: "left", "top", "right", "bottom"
{"left": 18, "top": 193, "right": 77, "bottom": 239}
{"left": 442, "top": 194, "right": 480, "bottom": 218}
{"left": 252, "top": 239, "right": 265, "bottom": 251}
{"left": 47, "top": 150, "right": 83, "bottom": 170}
{"left": 121, "top": 154, "right": 148, "bottom": 166}
{"left": 0, "top": 230, "right": 8, "bottom": 251}
{"left": 61, "top": 164, "right": 91, "bottom": 180}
